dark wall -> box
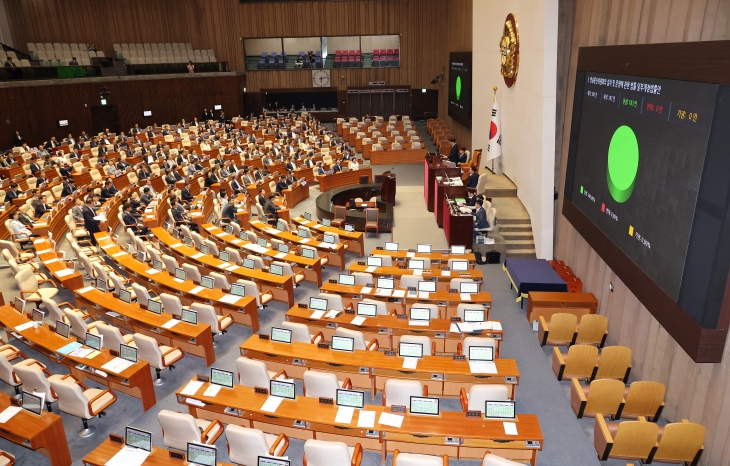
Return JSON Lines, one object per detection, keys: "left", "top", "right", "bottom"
{"left": 1, "top": 74, "right": 245, "bottom": 148}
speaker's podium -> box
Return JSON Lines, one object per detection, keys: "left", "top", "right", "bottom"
{"left": 375, "top": 171, "right": 396, "bottom": 203}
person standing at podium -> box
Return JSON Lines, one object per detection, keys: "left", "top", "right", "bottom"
{"left": 447, "top": 137, "right": 459, "bottom": 164}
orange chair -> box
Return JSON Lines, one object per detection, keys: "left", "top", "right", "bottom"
{"left": 364, "top": 208, "right": 379, "bottom": 237}
{"left": 331, "top": 205, "right": 346, "bottom": 228}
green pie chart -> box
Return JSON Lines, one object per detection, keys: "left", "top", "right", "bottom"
{"left": 606, "top": 125, "right": 639, "bottom": 203}
{"left": 456, "top": 76, "right": 462, "bottom": 100}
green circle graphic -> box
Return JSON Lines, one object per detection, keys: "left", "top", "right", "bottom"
{"left": 456, "top": 76, "right": 462, "bottom": 100}
{"left": 606, "top": 125, "right": 639, "bottom": 203}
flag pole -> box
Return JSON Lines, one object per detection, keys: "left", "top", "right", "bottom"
{"left": 490, "top": 86, "right": 497, "bottom": 174}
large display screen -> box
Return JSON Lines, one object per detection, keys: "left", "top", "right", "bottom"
{"left": 448, "top": 52, "right": 472, "bottom": 128}
{"left": 567, "top": 72, "right": 718, "bottom": 300}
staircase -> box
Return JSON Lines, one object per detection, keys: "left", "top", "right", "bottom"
{"left": 486, "top": 175, "right": 537, "bottom": 259}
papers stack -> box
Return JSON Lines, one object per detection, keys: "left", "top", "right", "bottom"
{"left": 468, "top": 360, "right": 497, "bottom": 374}
{"left": 0, "top": 407, "right": 22, "bottom": 423}
{"left": 101, "top": 358, "right": 134, "bottom": 374}
{"left": 378, "top": 412, "right": 404, "bottom": 428}
{"left": 180, "top": 380, "right": 204, "bottom": 396}
{"left": 218, "top": 294, "right": 241, "bottom": 304}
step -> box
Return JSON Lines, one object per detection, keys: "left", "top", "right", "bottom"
{"left": 501, "top": 231, "right": 533, "bottom": 241}
{"left": 485, "top": 187, "right": 517, "bottom": 198}
{"left": 506, "top": 248, "right": 537, "bottom": 259}
{"left": 499, "top": 224, "right": 533, "bottom": 232}
{"left": 496, "top": 217, "right": 531, "bottom": 225}
{"left": 504, "top": 240, "right": 535, "bottom": 250}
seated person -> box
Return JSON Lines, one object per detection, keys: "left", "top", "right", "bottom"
{"left": 221, "top": 199, "right": 239, "bottom": 225}
{"left": 122, "top": 202, "right": 150, "bottom": 236}
{"left": 171, "top": 198, "right": 199, "bottom": 232}
{"left": 473, "top": 198, "right": 490, "bottom": 236}
{"left": 275, "top": 175, "right": 288, "bottom": 194}
{"left": 262, "top": 193, "right": 280, "bottom": 225}
{"left": 9, "top": 211, "right": 38, "bottom": 238}
{"left": 181, "top": 182, "right": 194, "bottom": 203}
{"left": 466, "top": 166, "right": 480, "bottom": 189}
{"left": 61, "top": 179, "right": 77, "bottom": 197}
{"left": 100, "top": 180, "right": 117, "bottom": 200}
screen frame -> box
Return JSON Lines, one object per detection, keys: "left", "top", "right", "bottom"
{"left": 125, "top": 426, "right": 152, "bottom": 452}
{"left": 468, "top": 345, "right": 494, "bottom": 361}
{"left": 460, "top": 282, "right": 479, "bottom": 294}
{"left": 21, "top": 391, "right": 43, "bottom": 416}
{"left": 120, "top": 344, "right": 138, "bottom": 363}
{"left": 338, "top": 274, "right": 355, "bottom": 286}
{"left": 331, "top": 335, "right": 354, "bottom": 352}
{"left": 336, "top": 388, "right": 364, "bottom": 409}
{"left": 409, "top": 395, "right": 440, "bottom": 416}
{"left": 357, "top": 302, "right": 377, "bottom": 316}
{"left": 147, "top": 299, "right": 163, "bottom": 315}
{"left": 210, "top": 367, "right": 234, "bottom": 389}
{"left": 376, "top": 277, "right": 394, "bottom": 289}
{"left": 55, "top": 320, "right": 70, "bottom": 338}
{"left": 187, "top": 442, "right": 217, "bottom": 466}
{"left": 230, "top": 283, "right": 246, "bottom": 296}
{"left": 269, "top": 379, "right": 296, "bottom": 400}
{"left": 398, "top": 341, "right": 424, "bottom": 358}
{"left": 258, "top": 457, "right": 291, "bottom": 466}
{"left": 271, "top": 327, "right": 292, "bottom": 344}
{"left": 485, "top": 400, "right": 516, "bottom": 420}
{"left": 309, "top": 296, "right": 328, "bottom": 311}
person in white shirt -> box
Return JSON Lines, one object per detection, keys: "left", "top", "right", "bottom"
{"left": 200, "top": 141, "right": 211, "bottom": 151}
{"left": 348, "top": 159, "right": 360, "bottom": 171}
{"left": 9, "top": 211, "right": 36, "bottom": 237}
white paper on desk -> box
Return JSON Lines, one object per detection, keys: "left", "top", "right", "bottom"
{"left": 101, "top": 244, "right": 115, "bottom": 250}
{"left": 170, "top": 243, "right": 183, "bottom": 248}
{"left": 408, "top": 320, "right": 429, "bottom": 327}
{"left": 216, "top": 232, "right": 227, "bottom": 238}
{"left": 417, "top": 291, "right": 430, "bottom": 300}
{"left": 490, "top": 321, "right": 502, "bottom": 331}
{"left": 227, "top": 265, "right": 240, "bottom": 272}
{"left": 441, "top": 270, "right": 452, "bottom": 277}
{"left": 161, "top": 319, "right": 179, "bottom": 329}
{"left": 468, "top": 360, "right": 497, "bottom": 374}
{"left": 261, "top": 396, "right": 284, "bottom": 413}
{"left": 14, "top": 322, "right": 34, "bottom": 332}
{"left": 406, "top": 252, "right": 415, "bottom": 258}
{"left": 181, "top": 380, "right": 204, "bottom": 396}
{"left": 456, "top": 322, "right": 475, "bottom": 333}
{"left": 203, "top": 384, "right": 222, "bottom": 397}
{"left": 35, "top": 249, "right": 51, "bottom": 255}
{"left": 325, "top": 310, "right": 340, "bottom": 319}
{"left": 503, "top": 422, "right": 518, "bottom": 435}
{"left": 145, "top": 269, "right": 159, "bottom": 274}
{"left": 218, "top": 294, "right": 240, "bottom": 304}
{"left": 351, "top": 316, "right": 366, "bottom": 326}
{"left": 192, "top": 253, "right": 205, "bottom": 259}
{"left": 69, "top": 347, "right": 93, "bottom": 358}
{"left": 33, "top": 239, "right": 45, "bottom": 244}
{"left": 97, "top": 235, "right": 110, "bottom": 241}
{"left": 299, "top": 238, "right": 311, "bottom": 244}
{"left": 43, "top": 258, "right": 60, "bottom": 264}
{"left": 189, "top": 286, "right": 205, "bottom": 294}
{"left": 335, "top": 406, "right": 355, "bottom": 424}
{"left": 55, "top": 269, "right": 73, "bottom": 277}
{"left": 173, "top": 278, "right": 185, "bottom": 283}
{"left": 112, "top": 251, "right": 126, "bottom": 258}
{"left": 391, "top": 289, "right": 406, "bottom": 298}
{"left": 191, "top": 212, "right": 203, "bottom": 217}
{"left": 312, "top": 224, "right": 322, "bottom": 228}
{"left": 360, "top": 286, "right": 373, "bottom": 294}
{"left": 411, "top": 270, "right": 424, "bottom": 277}
{"left": 309, "top": 310, "right": 326, "bottom": 319}
{"left": 357, "top": 410, "right": 375, "bottom": 428}
{"left": 0, "top": 407, "right": 22, "bottom": 424}
{"left": 402, "top": 357, "right": 419, "bottom": 369}
{"left": 93, "top": 216, "right": 107, "bottom": 222}
{"left": 364, "top": 266, "right": 376, "bottom": 273}
{"left": 104, "top": 445, "right": 151, "bottom": 466}
{"left": 375, "top": 289, "right": 392, "bottom": 297}
{"left": 232, "top": 239, "right": 243, "bottom": 245}
{"left": 274, "top": 252, "right": 287, "bottom": 259}
{"left": 460, "top": 293, "right": 472, "bottom": 301}
{"left": 449, "top": 323, "right": 460, "bottom": 333}
{"left": 185, "top": 397, "right": 205, "bottom": 407}
{"left": 77, "top": 286, "right": 94, "bottom": 294}
{"left": 378, "top": 412, "right": 404, "bottom": 428}
{"left": 266, "top": 229, "right": 280, "bottom": 235}
{"left": 101, "top": 357, "right": 134, "bottom": 374}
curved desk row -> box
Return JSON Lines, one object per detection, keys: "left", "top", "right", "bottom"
{"left": 348, "top": 264, "right": 484, "bottom": 288}
{"left": 292, "top": 216, "right": 365, "bottom": 257}
{"left": 369, "top": 247, "right": 477, "bottom": 267}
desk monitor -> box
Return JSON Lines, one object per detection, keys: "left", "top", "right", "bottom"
{"left": 450, "top": 245, "right": 466, "bottom": 255}
{"left": 218, "top": 251, "right": 230, "bottom": 263}
{"left": 153, "top": 259, "right": 163, "bottom": 271}
{"left": 410, "top": 396, "right": 440, "bottom": 416}
{"left": 271, "top": 327, "right": 292, "bottom": 344}
{"left": 304, "top": 212, "right": 312, "bottom": 221}
{"left": 338, "top": 274, "right": 355, "bottom": 286}
{"left": 243, "top": 258, "right": 255, "bottom": 269}
{"left": 269, "top": 264, "right": 284, "bottom": 276}
{"left": 463, "top": 308, "right": 486, "bottom": 323}
{"left": 32, "top": 309, "right": 44, "bottom": 325}
{"left": 120, "top": 344, "right": 138, "bottom": 363}
{"left": 276, "top": 222, "right": 285, "bottom": 232}
{"left": 277, "top": 243, "right": 289, "bottom": 254}
{"left": 231, "top": 283, "right": 246, "bottom": 297}
{"left": 301, "top": 248, "right": 315, "bottom": 259}
{"left": 297, "top": 227, "right": 309, "bottom": 238}
{"left": 258, "top": 457, "right": 291, "bottom": 466}
{"left": 213, "top": 219, "right": 221, "bottom": 228}
{"left": 460, "top": 282, "right": 479, "bottom": 294}
{"left": 336, "top": 389, "right": 364, "bottom": 409}
{"left": 331, "top": 335, "right": 354, "bottom": 352}
{"left": 85, "top": 333, "right": 102, "bottom": 351}
{"left": 187, "top": 442, "right": 217, "bottom": 466}
{"left": 417, "top": 244, "right": 431, "bottom": 254}
{"left": 21, "top": 391, "right": 43, "bottom": 416}
{"left": 309, "top": 297, "right": 328, "bottom": 311}
{"left": 201, "top": 276, "right": 215, "bottom": 290}
{"left": 118, "top": 288, "right": 134, "bottom": 304}
{"left": 147, "top": 299, "right": 162, "bottom": 315}
{"left": 136, "top": 251, "right": 146, "bottom": 263}
{"left": 95, "top": 278, "right": 107, "bottom": 292}
{"left": 410, "top": 307, "right": 431, "bottom": 322}
{"left": 384, "top": 242, "right": 398, "bottom": 251}
{"left": 125, "top": 427, "right": 152, "bottom": 452}
{"left": 181, "top": 309, "right": 198, "bottom": 325}
{"left": 344, "top": 224, "right": 355, "bottom": 232}
{"left": 417, "top": 281, "right": 436, "bottom": 292}
{"left": 13, "top": 297, "right": 24, "bottom": 314}
{"left": 210, "top": 367, "right": 234, "bottom": 389}
{"left": 485, "top": 400, "right": 515, "bottom": 420}
{"left": 175, "top": 268, "right": 187, "bottom": 281}
{"left": 224, "top": 225, "right": 234, "bottom": 235}
{"left": 239, "top": 231, "right": 248, "bottom": 241}
{"left": 323, "top": 233, "right": 336, "bottom": 244}
{"left": 322, "top": 218, "right": 331, "bottom": 227}
{"left": 468, "top": 346, "right": 494, "bottom": 361}
{"left": 357, "top": 302, "right": 377, "bottom": 317}
{"left": 55, "top": 321, "right": 70, "bottom": 339}
{"left": 399, "top": 342, "right": 423, "bottom": 358}
{"left": 200, "top": 244, "right": 210, "bottom": 255}
{"left": 376, "top": 277, "right": 394, "bottom": 290}
{"left": 408, "top": 259, "right": 424, "bottom": 270}
{"left": 451, "top": 260, "right": 469, "bottom": 271}
{"left": 257, "top": 237, "right": 268, "bottom": 248}
{"left": 270, "top": 379, "right": 296, "bottom": 399}
{"left": 366, "top": 256, "right": 382, "bottom": 267}
{"left": 184, "top": 236, "right": 193, "bottom": 247}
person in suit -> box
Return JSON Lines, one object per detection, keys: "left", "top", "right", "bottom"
{"left": 253, "top": 168, "right": 265, "bottom": 182}
{"left": 12, "top": 131, "right": 24, "bottom": 147}
{"left": 146, "top": 127, "right": 155, "bottom": 139}
{"left": 457, "top": 147, "right": 468, "bottom": 164}
{"left": 181, "top": 182, "right": 194, "bottom": 203}
{"left": 28, "top": 157, "right": 43, "bottom": 176}
{"left": 331, "top": 159, "right": 343, "bottom": 173}
{"left": 465, "top": 190, "right": 477, "bottom": 207}
{"left": 466, "top": 166, "right": 480, "bottom": 189}
{"left": 304, "top": 155, "right": 315, "bottom": 169}
{"left": 229, "top": 177, "right": 243, "bottom": 195}
{"left": 221, "top": 200, "right": 239, "bottom": 225}
{"left": 71, "top": 197, "right": 85, "bottom": 223}
{"left": 164, "top": 169, "right": 177, "bottom": 186}
{"left": 4, "top": 183, "right": 19, "bottom": 203}
{"left": 240, "top": 170, "right": 254, "bottom": 186}
{"left": 256, "top": 189, "right": 267, "bottom": 207}
{"left": 137, "top": 164, "right": 151, "bottom": 180}
{"left": 82, "top": 197, "right": 101, "bottom": 245}
{"left": 61, "top": 179, "right": 77, "bottom": 197}
{"left": 116, "top": 158, "right": 130, "bottom": 171}
{"left": 473, "top": 199, "right": 490, "bottom": 236}
{"left": 447, "top": 137, "right": 459, "bottom": 164}
{"left": 204, "top": 170, "right": 219, "bottom": 187}
{"left": 140, "top": 187, "right": 153, "bottom": 205}
{"left": 44, "top": 137, "right": 59, "bottom": 150}
{"left": 285, "top": 170, "right": 297, "bottom": 186}
{"left": 32, "top": 193, "right": 51, "bottom": 219}
{"left": 316, "top": 162, "right": 326, "bottom": 175}
{"left": 122, "top": 202, "right": 150, "bottom": 236}
{"left": 262, "top": 193, "right": 280, "bottom": 225}
{"left": 99, "top": 180, "right": 116, "bottom": 200}
{"left": 171, "top": 198, "right": 198, "bottom": 232}
{"left": 17, "top": 206, "right": 35, "bottom": 227}
{"left": 275, "top": 175, "right": 288, "bottom": 194}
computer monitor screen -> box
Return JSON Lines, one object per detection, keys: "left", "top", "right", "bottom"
{"left": 451, "top": 260, "right": 469, "bottom": 271}
{"left": 175, "top": 268, "right": 186, "bottom": 281}
{"left": 184, "top": 236, "right": 193, "bottom": 247}
{"left": 376, "top": 277, "right": 394, "bottom": 289}
{"left": 357, "top": 302, "right": 377, "bottom": 316}
{"left": 199, "top": 244, "right": 209, "bottom": 255}
{"left": 417, "top": 244, "right": 431, "bottom": 253}
{"left": 410, "top": 307, "right": 431, "bottom": 322}
{"left": 257, "top": 237, "right": 267, "bottom": 248}
{"left": 153, "top": 259, "right": 163, "bottom": 271}
{"left": 468, "top": 346, "right": 494, "bottom": 361}
{"left": 270, "top": 380, "right": 296, "bottom": 399}
{"left": 136, "top": 251, "right": 146, "bottom": 263}
{"left": 187, "top": 443, "right": 217, "bottom": 466}
{"left": 258, "top": 457, "right": 291, "bottom": 466}
{"left": 460, "top": 282, "right": 479, "bottom": 294}
{"left": 485, "top": 400, "right": 515, "bottom": 419}
{"left": 463, "top": 308, "right": 485, "bottom": 323}
{"left": 32, "top": 309, "right": 44, "bottom": 323}
{"left": 125, "top": 427, "right": 152, "bottom": 451}
{"left": 120, "top": 344, "right": 138, "bottom": 363}
{"left": 13, "top": 298, "right": 24, "bottom": 313}
{"left": 297, "top": 228, "right": 308, "bottom": 238}
{"left": 331, "top": 336, "right": 354, "bottom": 352}
{"left": 241, "top": 258, "right": 255, "bottom": 269}
{"left": 338, "top": 274, "right": 355, "bottom": 286}
{"left": 336, "top": 389, "right": 364, "bottom": 409}
{"left": 303, "top": 212, "right": 312, "bottom": 221}
{"left": 309, "top": 297, "right": 327, "bottom": 311}
{"left": 410, "top": 396, "right": 440, "bottom": 416}
{"left": 181, "top": 309, "right": 198, "bottom": 325}
{"left": 271, "top": 327, "right": 292, "bottom": 343}
{"left": 302, "top": 248, "right": 315, "bottom": 259}
{"left": 323, "top": 234, "right": 336, "bottom": 244}
{"left": 147, "top": 299, "right": 162, "bottom": 315}
{"left": 201, "top": 276, "right": 215, "bottom": 289}
{"left": 224, "top": 225, "right": 234, "bottom": 234}
{"left": 278, "top": 243, "right": 289, "bottom": 254}
{"left": 399, "top": 342, "right": 423, "bottom": 358}
{"left": 408, "top": 259, "right": 424, "bottom": 270}
{"left": 417, "top": 281, "right": 436, "bottom": 292}
{"left": 95, "top": 278, "right": 106, "bottom": 292}
{"left": 118, "top": 289, "right": 132, "bottom": 304}
{"left": 210, "top": 368, "right": 234, "bottom": 389}
{"left": 218, "top": 251, "right": 230, "bottom": 262}
{"left": 450, "top": 245, "right": 466, "bottom": 255}
{"left": 231, "top": 283, "right": 246, "bottom": 296}
{"left": 276, "top": 222, "right": 285, "bottom": 231}
{"left": 143, "top": 111, "right": 152, "bottom": 117}
{"left": 85, "top": 333, "right": 102, "bottom": 351}
{"left": 384, "top": 242, "right": 398, "bottom": 251}
{"left": 56, "top": 321, "right": 70, "bottom": 338}
{"left": 269, "top": 264, "right": 284, "bottom": 276}
{"left": 21, "top": 391, "right": 43, "bottom": 416}
{"left": 366, "top": 256, "right": 382, "bottom": 267}
{"left": 322, "top": 218, "right": 331, "bottom": 227}
{"left": 344, "top": 224, "right": 355, "bottom": 232}
{"left": 214, "top": 105, "right": 222, "bottom": 111}
{"left": 239, "top": 231, "right": 248, "bottom": 240}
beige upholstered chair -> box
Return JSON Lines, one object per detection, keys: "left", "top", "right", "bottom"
{"left": 157, "top": 409, "right": 222, "bottom": 450}
{"left": 303, "top": 370, "right": 352, "bottom": 399}
{"left": 383, "top": 379, "right": 426, "bottom": 406}
{"left": 50, "top": 375, "right": 117, "bottom": 437}
{"left": 481, "top": 453, "right": 524, "bottom": 465}
{"left": 335, "top": 327, "right": 379, "bottom": 351}
{"left": 133, "top": 333, "right": 184, "bottom": 385}
{"left": 14, "top": 268, "right": 57, "bottom": 307}
{"left": 14, "top": 359, "right": 66, "bottom": 412}
{"left": 235, "top": 279, "right": 273, "bottom": 308}
{"left": 459, "top": 385, "right": 511, "bottom": 412}
{"left": 392, "top": 451, "right": 447, "bottom": 466}
{"left": 225, "top": 425, "right": 289, "bottom": 466}
{"left": 95, "top": 322, "right": 135, "bottom": 352}
{"left": 159, "top": 293, "right": 186, "bottom": 317}
{"left": 235, "top": 357, "right": 286, "bottom": 388}
{"left": 190, "top": 302, "right": 232, "bottom": 343}
{"left": 280, "top": 321, "right": 324, "bottom": 344}
{"left": 303, "top": 439, "right": 363, "bottom": 466}
{"left": 63, "top": 308, "right": 100, "bottom": 339}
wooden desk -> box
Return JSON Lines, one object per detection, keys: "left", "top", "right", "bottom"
{"left": 153, "top": 227, "right": 295, "bottom": 307}
{"left": 241, "top": 337, "right": 519, "bottom": 398}
{"left": 282, "top": 180, "right": 310, "bottom": 208}
{"left": 0, "top": 305, "right": 157, "bottom": 412}
{"left": 94, "top": 233, "right": 260, "bottom": 332}
{"left": 32, "top": 237, "right": 84, "bottom": 291}
{"left": 73, "top": 288, "right": 216, "bottom": 366}
{"left": 443, "top": 198, "right": 475, "bottom": 248}
{"left": 175, "top": 383, "right": 541, "bottom": 465}
{"left": 201, "top": 223, "right": 324, "bottom": 287}
{"left": 316, "top": 168, "right": 372, "bottom": 193}
{"left": 83, "top": 439, "right": 235, "bottom": 466}
{"left": 370, "top": 248, "right": 476, "bottom": 268}
{"left": 435, "top": 181, "right": 466, "bottom": 228}
{"left": 348, "top": 264, "right": 484, "bottom": 289}
{"left": 525, "top": 292, "right": 598, "bottom": 323}
{"left": 0, "top": 392, "right": 71, "bottom": 466}
{"left": 285, "top": 307, "right": 502, "bottom": 355}
{"left": 424, "top": 159, "right": 461, "bottom": 213}
{"left": 367, "top": 148, "right": 428, "bottom": 165}
{"left": 292, "top": 216, "right": 365, "bottom": 257}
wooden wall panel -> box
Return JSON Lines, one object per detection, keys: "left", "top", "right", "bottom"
{"left": 554, "top": 0, "right": 730, "bottom": 463}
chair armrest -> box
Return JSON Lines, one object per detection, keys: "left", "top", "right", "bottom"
{"left": 0, "top": 451, "right": 14, "bottom": 465}
{"left": 459, "top": 387, "right": 468, "bottom": 412}
{"left": 345, "top": 302, "right": 354, "bottom": 311}
{"left": 443, "top": 455, "right": 448, "bottom": 466}
{"left": 552, "top": 347, "right": 566, "bottom": 381}
{"left": 87, "top": 388, "right": 117, "bottom": 416}
{"left": 19, "top": 290, "right": 41, "bottom": 299}
{"left": 311, "top": 331, "right": 325, "bottom": 345}
{"left": 160, "top": 346, "right": 183, "bottom": 361}
{"left": 80, "top": 313, "right": 97, "bottom": 321}
{"left": 594, "top": 415, "right": 613, "bottom": 461}
{"left": 341, "top": 378, "right": 352, "bottom": 390}
{"left": 57, "top": 301, "right": 76, "bottom": 310}
{"left": 200, "top": 419, "right": 223, "bottom": 442}
{"left": 272, "top": 369, "right": 288, "bottom": 380}
{"left": 431, "top": 341, "right": 436, "bottom": 356}
{"left": 570, "top": 378, "right": 587, "bottom": 418}
{"left": 423, "top": 385, "right": 428, "bottom": 396}
{"left": 351, "top": 443, "right": 363, "bottom": 466}
{"left": 261, "top": 290, "right": 274, "bottom": 300}
{"left": 366, "top": 338, "right": 379, "bottom": 351}
{"left": 269, "top": 433, "right": 289, "bottom": 456}
{"left": 388, "top": 309, "right": 398, "bottom": 316}
{"left": 457, "top": 342, "right": 463, "bottom": 356}
{"left": 538, "top": 316, "right": 549, "bottom": 346}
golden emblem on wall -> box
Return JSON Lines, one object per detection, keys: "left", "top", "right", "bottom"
{"left": 500, "top": 13, "right": 519, "bottom": 88}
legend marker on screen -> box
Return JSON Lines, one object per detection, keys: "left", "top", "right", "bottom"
{"left": 629, "top": 225, "right": 634, "bottom": 236}
{"left": 580, "top": 186, "right": 584, "bottom": 194}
